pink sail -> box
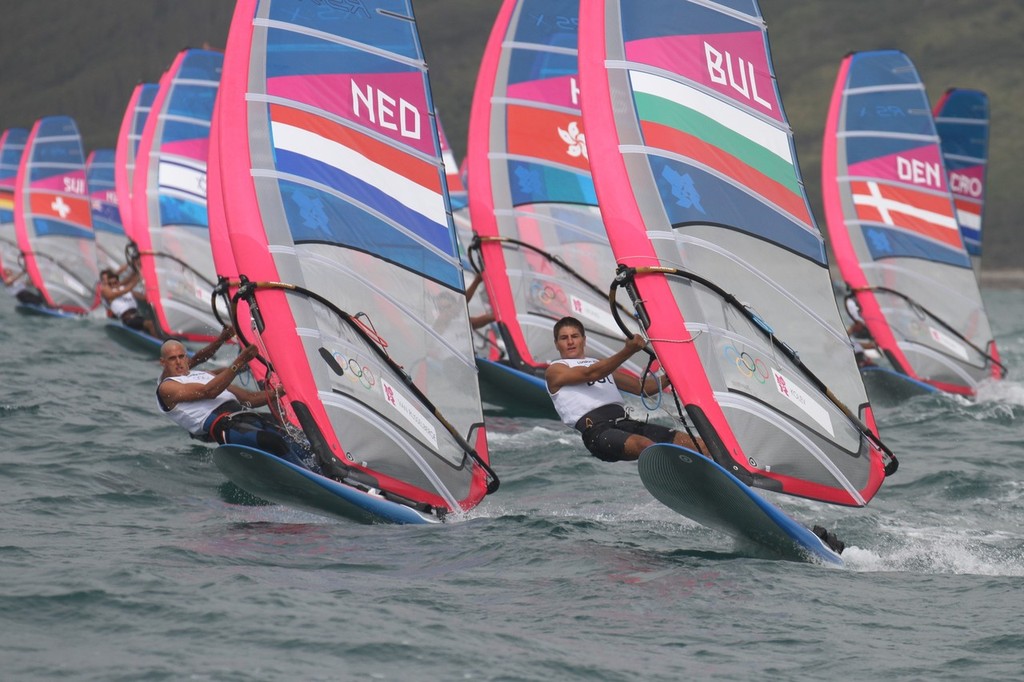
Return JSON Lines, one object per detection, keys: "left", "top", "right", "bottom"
{"left": 216, "top": 0, "right": 494, "bottom": 515}
{"left": 579, "top": 1, "right": 890, "bottom": 506}
{"left": 13, "top": 116, "right": 99, "bottom": 314}
{"left": 114, "top": 82, "right": 159, "bottom": 245}
{"left": 822, "top": 51, "right": 1003, "bottom": 395}
{"left": 0, "top": 128, "right": 29, "bottom": 274}
{"left": 467, "top": 0, "right": 643, "bottom": 388}
{"left": 131, "top": 50, "right": 222, "bottom": 341}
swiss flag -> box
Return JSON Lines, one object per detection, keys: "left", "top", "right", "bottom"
{"left": 30, "top": 192, "right": 91, "bottom": 227}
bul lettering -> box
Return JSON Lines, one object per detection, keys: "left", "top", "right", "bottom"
{"left": 704, "top": 42, "right": 771, "bottom": 111}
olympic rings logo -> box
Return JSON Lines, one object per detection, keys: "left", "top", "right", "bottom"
{"left": 723, "top": 344, "right": 769, "bottom": 383}
{"left": 530, "top": 280, "right": 567, "bottom": 308}
{"left": 332, "top": 351, "right": 377, "bottom": 391}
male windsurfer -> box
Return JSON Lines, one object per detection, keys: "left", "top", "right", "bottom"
{"left": 845, "top": 296, "right": 877, "bottom": 368}
{"left": 99, "top": 266, "right": 161, "bottom": 338}
{"left": 545, "top": 316, "right": 699, "bottom": 461}
{"left": 3, "top": 265, "right": 47, "bottom": 306}
{"left": 157, "top": 335, "right": 305, "bottom": 465}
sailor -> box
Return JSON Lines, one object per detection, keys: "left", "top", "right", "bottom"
{"left": 3, "top": 264, "right": 47, "bottom": 306}
{"left": 845, "top": 296, "right": 877, "bottom": 368}
{"left": 157, "top": 337, "right": 305, "bottom": 465}
{"left": 545, "top": 316, "right": 699, "bottom": 462}
{"left": 100, "top": 266, "right": 161, "bottom": 338}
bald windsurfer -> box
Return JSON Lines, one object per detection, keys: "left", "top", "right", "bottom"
{"left": 545, "top": 316, "right": 699, "bottom": 461}
{"left": 157, "top": 334, "right": 305, "bottom": 465}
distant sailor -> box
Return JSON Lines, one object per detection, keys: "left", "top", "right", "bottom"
{"left": 99, "top": 266, "right": 161, "bottom": 338}
{"left": 157, "top": 336, "right": 305, "bottom": 466}
{"left": 845, "top": 296, "right": 877, "bottom": 368}
{"left": 545, "top": 316, "right": 699, "bottom": 462}
{"left": 3, "top": 265, "right": 47, "bottom": 306}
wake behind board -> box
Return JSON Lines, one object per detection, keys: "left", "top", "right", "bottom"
{"left": 638, "top": 444, "right": 843, "bottom": 565}
{"left": 213, "top": 444, "right": 438, "bottom": 525}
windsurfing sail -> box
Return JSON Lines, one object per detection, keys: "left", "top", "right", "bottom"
{"left": 438, "top": 111, "right": 497, "bottom": 357}
{"left": 114, "top": 82, "right": 159, "bottom": 245}
{"left": 13, "top": 116, "right": 99, "bottom": 314}
{"left": 86, "top": 149, "right": 125, "bottom": 270}
{"left": 578, "top": 0, "right": 891, "bottom": 506}
{"left": 217, "top": 0, "right": 495, "bottom": 515}
{"left": 468, "top": 0, "right": 645, "bottom": 380}
{"left": 0, "top": 128, "right": 29, "bottom": 274}
{"left": 132, "top": 50, "right": 223, "bottom": 341}
{"left": 822, "top": 51, "right": 1004, "bottom": 395}
{"left": 933, "top": 87, "right": 989, "bottom": 272}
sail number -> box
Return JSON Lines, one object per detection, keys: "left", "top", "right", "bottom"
{"left": 63, "top": 176, "right": 85, "bottom": 195}
{"left": 896, "top": 156, "right": 941, "bottom": 189}
{"left": 351, "top": 82, "right": 421, "bottom": 141}
{"left": 949, "top": 172, "right": 982, "bottom": 197}
{"left": 704, "top": 42, "right": 772, "bottom": 112}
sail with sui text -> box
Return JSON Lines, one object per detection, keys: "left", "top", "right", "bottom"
{"left": 822, "top": 51, "right": 1004, "bottom": 395}
{"left": 13, "top": 116, "right": 99, "bottom": 314}
{"left": 578, "top": 0, "right": 892, "bottom": 506}
{"left": 217, "top": 0, "right": 495, "bottom": 516}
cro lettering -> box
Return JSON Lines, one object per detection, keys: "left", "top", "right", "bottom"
{"left": 949, "top": 172, "right": 983, "bottom": 197}
{"left": 351, "top": 81, "right": 421, "bottom": 140}
{"left": 896, "top": 156, "right": 941, "bottom": 188}
{"left": 705, "top": 42, "right": 771, "bottom": 111}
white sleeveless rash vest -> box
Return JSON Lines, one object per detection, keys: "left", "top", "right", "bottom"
{"left": 548, "top": 358, "right": 623, "bottom": 427}
{"left": 158, "top": 370, "right": 235, "bottom": 435}
{"left": 108, "top": 291, "right": 137, "bottom": 317}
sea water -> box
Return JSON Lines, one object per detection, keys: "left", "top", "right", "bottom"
{"left": 1, "top": 290, "right": 1022, "bottom": 681}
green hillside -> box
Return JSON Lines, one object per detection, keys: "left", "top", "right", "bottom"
{"left": 1, "top": 1, "right": 1019, "bottom": 271}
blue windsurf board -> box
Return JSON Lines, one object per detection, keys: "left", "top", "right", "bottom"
{"left": 638, "top": 443, "right": 843, "bottom": 565}
{"left": 213, "top": 444, "right": 438, "bottom": 525}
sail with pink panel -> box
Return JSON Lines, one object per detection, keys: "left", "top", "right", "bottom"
{"left": 13, "top": 116, "right": 99, "bottom": 314}
{"left": 0, "top": 128, "right": 29, "bottom": 274}
{"left": 217, "top": 0, "right": 495, "bottom": 515}
{"left": 468, "top": 0, "right": 644, "bottom": 382}
{"left": 132, "top": 50, "right": 222, "bottom": 341}
{"left": 86, "top": 149, "right": 125, "bottom": 271}
{"left": 579, "top": 0, "right": 893, "bottom": 506}
{"left": 822, "top": 51, "right": 1004, "bottom": 396}
{"left": 114, "top": 82, "right": 158, "bottom": 245}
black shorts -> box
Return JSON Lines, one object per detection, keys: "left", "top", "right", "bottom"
{"left": 121, "top": 310, "right": 145, "bottom": 331}
{"left": 575, "top": 404, "right": 676, "bottom": 462}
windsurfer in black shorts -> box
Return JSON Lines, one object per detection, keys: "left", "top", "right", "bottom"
{"left": 100, "top": 266, "right": 161, "bottom": 338}
{"left": 545, "top": 316, "right": 700, "bottom": 462}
